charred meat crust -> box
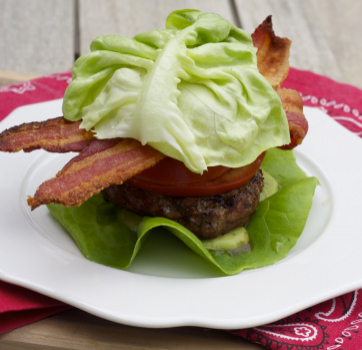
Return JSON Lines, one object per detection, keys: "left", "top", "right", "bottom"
{"left": 102, "top": 170, "right": 264, "bottom": 239}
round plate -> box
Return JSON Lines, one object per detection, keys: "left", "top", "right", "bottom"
{"left": 0, "top": 100, "right": 362, "bottom": 329}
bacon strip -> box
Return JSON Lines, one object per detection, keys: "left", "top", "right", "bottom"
{"left": 277, "top": 88, "right": 308, "bottom": 149}
{"left": 251, "top": 17, "right": 307, "bottom": 148}
{"left": 0, "top": 117, "right": 95, "bottom": 153}
{"left": 252, "top": 16, "right": 291, "bottom": 90}
{"left": 27, "top": 138, "right": 165, "bottom": 210}
{"left": 4, "top": 18, "right": 306, "bottom": 212}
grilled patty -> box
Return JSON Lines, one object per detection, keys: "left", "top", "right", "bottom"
{"left": 102, "top": 170, "right": 264, "bottom": 239}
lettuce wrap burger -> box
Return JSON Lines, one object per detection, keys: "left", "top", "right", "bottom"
{"left": 0, "top": 10, "right": 317, "bottom": 275}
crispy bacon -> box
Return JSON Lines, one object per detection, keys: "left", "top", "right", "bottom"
{"left": 252, "top": 16, "right": 291, "bottom": 89}
{"left": 27, "top": 138, "right": 165, "bottom": 210}
{"left": 0, "top": 17, "right": 307, "bottom": 211}
{"left": 0, "top": 117, "right": 95, "bottom": 153}
{"left": 277, "top": 88, "right": 308, "bottom": 149}
{"left": 251, "top": 17, "right": 307, "bottom": 148}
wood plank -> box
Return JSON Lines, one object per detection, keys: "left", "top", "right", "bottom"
{"left": 79, "top": 0, "right": 235, "bottom": 55}
{"left": 310, "top": 0, "right": 362, "bottom": 89}
{"left": 0, "top": 71, "right": 43, "bottom": 87}
{"left": 0, "top": 0, "right": 75, "bottom": 75}
{"left": 0, "top": 308, "right": 266, "bottom": 350}
{"left": 234, "top": 0, "right": 362, "bottom": 89}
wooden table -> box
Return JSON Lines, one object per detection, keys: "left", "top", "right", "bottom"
{"left": 1, "top": 0, "right": 361, "bottom": 89}
{"left": 0, "top": 1, "right": 361, "bottom": 349}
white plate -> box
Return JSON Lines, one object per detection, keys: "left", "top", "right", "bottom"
{"left": 0, "top": 100, "right": 362, "bottom": 329}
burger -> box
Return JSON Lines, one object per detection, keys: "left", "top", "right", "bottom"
{"left": 0, "top": 10, "right": 316, "bottom": 275}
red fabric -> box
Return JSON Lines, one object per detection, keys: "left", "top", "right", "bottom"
{"left": 0, "top": 280, "right": 66, "bottom": 312}
{"left": 231, "top": 293, "right": 362, "bottom": 350}
{"left": 0, "top": 72, "right": 71, "bottom": 123}
{"left": 0, "top": 68, "right": 362, "bottom": 349}
{"left": 283, "top": 68, "right": 362, "bottom": 136}
{"left": 0, "top": 305, "right": 71, "bottom": 334}
{"left": 0, "top": 72, "right": 72, "bottom": 333}
{"left": 0, "top": 281, "right": 71, "bottom": 333}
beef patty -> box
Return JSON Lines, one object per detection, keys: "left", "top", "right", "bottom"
{"left": 102, "top": 170, "right": 264, "bottom": 239}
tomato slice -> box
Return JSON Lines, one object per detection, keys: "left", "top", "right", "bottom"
{"left": 128, "top": 152, "right": 265, "bottom": 197}
{"left": 133, "top": 157, "right": 230, "bottom": 185}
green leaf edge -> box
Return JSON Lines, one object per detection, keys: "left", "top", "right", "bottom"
{"left": 47, "top": 148, "right": 319, "bottom": 276}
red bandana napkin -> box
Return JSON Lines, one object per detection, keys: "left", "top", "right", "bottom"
{"left": 0, "top": 68, "right": 362, "bottom": 349}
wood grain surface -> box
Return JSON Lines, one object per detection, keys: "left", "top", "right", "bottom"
{"left": 235, "top": 0, "right": 362, "bottom": 90}
{"left": 0, "top": 308, "right": 265, "bottom": 350}
{"left": 0, "top": 1, "right": 361, "bottom": 349}
{"left": 0, "top": 0, "right": 75, "bottom": 75}
{"left": 79, "top": 0, "right": 236, "bottom": 55}
{"left": 0, "top": 71, "right": 42, "bottom": 87}
{"left": 1, "top": 0, "right": 360, "bottom": 87}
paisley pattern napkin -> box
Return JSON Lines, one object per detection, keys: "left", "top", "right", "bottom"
{"left": 0, "top": 68, "right": 361, "bottom": 349}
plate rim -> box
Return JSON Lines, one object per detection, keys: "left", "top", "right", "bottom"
{"left": 1, "top": 101, "right": 362, "bottom": 329}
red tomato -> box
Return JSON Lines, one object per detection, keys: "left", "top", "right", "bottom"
{"left": 128, "top": 152, "right": 265, "bottom": 197}
{"left": 133, "top": 157, "right": 230, "bottom": 185}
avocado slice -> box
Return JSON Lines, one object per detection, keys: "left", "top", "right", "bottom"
{"left": 202, "top": 227, "right": 249, "bottom": 251}
{"left": 117, "top": 209, "right": 142, "bottom": 233}
{"left": 260, "top": 170, "right": 279, "bottom": 201}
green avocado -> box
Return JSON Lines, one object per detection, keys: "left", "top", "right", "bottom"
{"left": 260, "top": 170, "right": 279, "bottom": 201}
{"left": 202, "top": 227, "right": 249, "bottom": 252}
{"left": 117, "top": 209, "right": 143, "bottom": 234}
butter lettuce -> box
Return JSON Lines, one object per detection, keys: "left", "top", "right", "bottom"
{"left": 62, "top": 10, "right": 290, "bottom": 173}
{"left": 47, "top": 149, "right": 318, "bottom": 276}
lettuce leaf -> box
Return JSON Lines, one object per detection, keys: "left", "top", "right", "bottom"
{"left": 62, "top": 10, "right": 290, "bottom": 173}
{"left": 47, "top": 149, "right": 318, "bottom": 276}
